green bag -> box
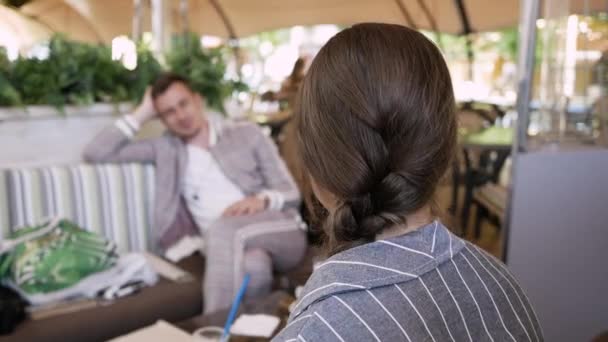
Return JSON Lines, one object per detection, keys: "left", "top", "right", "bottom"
{"left": 0, "top": 218, "right": 117, "bottom": 295}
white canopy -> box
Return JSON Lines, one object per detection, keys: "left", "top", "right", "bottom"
{"left": 0, "top": 4, "right": 51, "bottom": 53}
{"left": 21, "top": 0, "right": 149, "bottom": 43}
{"left": 19, "top": 0, "right": 608, "bottom": 43}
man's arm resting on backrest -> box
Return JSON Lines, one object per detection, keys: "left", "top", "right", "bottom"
{"left": 83, "top": 89, "right": 158, "bottom": 163}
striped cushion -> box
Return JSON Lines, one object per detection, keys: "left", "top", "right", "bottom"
{"left": 0, "top": 171, "right": 10, "bottom": 240}
{"left": 1, "top": 164, "right": 156, "bottom": 253}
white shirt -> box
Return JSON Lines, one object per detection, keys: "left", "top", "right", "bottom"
{"left": 117, "top": 113, "right": 286, "bottom": 212}
{"left": 181, "top": 122, "right": 245, "bottom": 231}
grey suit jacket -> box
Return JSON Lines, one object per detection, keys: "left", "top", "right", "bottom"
{"left": 83, "top": 116, "right": 300, "bottom": 251}
{"left": 273, "top": 221, "right": 543, "bottom": 342}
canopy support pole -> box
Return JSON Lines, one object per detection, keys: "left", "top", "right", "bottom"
{"left": 132, "top": 0, "right": 143, "bottom": 42}
{"left": 209, "top": 0, "right": 241, "bottom": 76}
{"left": 454, "top": 0, "right": 474, "bottom": 80}
{"left": 151, "top": 0, "right": 171, "bottom": 58}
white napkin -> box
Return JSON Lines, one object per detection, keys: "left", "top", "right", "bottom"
{"left": 110, "top": 320, "right": 192, "bottom": 342}
{"left": 164, "top": 235, "right": 205, "bottom": 263}
{"left": 229, "top": 314, "right": 281, "bottom": 338}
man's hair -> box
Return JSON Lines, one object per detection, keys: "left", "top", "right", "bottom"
{"left": 150, "top": 73, "right": 194, "bottom": 99}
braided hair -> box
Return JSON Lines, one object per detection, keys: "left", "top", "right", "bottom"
{"left": 295, "top": 23, "right": 456, "bottom": 255}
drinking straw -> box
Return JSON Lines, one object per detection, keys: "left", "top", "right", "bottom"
{"left": 221, "top": 273, "right": 250, "bottom": 342}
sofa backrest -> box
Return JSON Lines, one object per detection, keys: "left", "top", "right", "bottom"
{"left": 0, "top": 163, "right": 156, "bottom": 253}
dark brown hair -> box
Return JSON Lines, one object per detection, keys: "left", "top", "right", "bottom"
{"left": 150, "top": 73, "right": 193, "bottom": 99}
{"left": 296, "top": 23, "right": 456, "bottom": 255}
{"left": 289, "top": 57, "right": 306, "bottom": 83}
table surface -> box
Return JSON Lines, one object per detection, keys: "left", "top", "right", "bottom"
{"left": 176, "top": 291, "right": 294, "bottom": 342}
{"left": 462, "top": 126, "right": 513, "bottom": 149}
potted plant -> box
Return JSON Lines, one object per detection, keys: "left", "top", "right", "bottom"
{"left": 166, "top": 32, "right": 248, "bottom": 114}
{"left": 0, "top": 33, "right": 245, "bottom": 119}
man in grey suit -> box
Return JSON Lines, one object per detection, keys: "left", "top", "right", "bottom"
{"left": 84, "top": 73, "right": 307, "bottom": 313}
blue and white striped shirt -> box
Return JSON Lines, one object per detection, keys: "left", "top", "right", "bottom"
{"left": 273, "top": 221, "right": 543, "bottom": 341}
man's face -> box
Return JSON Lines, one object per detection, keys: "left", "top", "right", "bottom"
{"left": 154, "top": 82, "right": 205, "bottom": 139}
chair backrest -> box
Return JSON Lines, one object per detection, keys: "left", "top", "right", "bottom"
{"left": 0, "top": 163, "right": 156, "bottom": 253}
{"left": 457, "top": 109, "right": 489, "bottom": 134}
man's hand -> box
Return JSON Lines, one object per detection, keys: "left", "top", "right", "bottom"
{"left": 132, "top": 87, "right": 157, "bottom": 125}
{"left": 222, "top": 196, "right": 267, "bottom": 217}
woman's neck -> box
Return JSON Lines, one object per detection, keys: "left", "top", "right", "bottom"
{"left": 375, "top": 205, "right": 434, "bottom": 240}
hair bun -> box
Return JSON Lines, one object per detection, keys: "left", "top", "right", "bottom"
{"left": 329, "top": 172, "right": 409, "bottom": 247}
{"left": 330, "top": 203, "right": 359, "bottom": 243}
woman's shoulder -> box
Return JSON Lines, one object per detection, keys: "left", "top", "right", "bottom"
{"left": 274, "top": 295, "right": 367, "bottom": 341}
{"left": 277, "top": 285, "right": 435, "bottom": 341}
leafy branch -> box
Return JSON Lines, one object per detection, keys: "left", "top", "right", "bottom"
{"left": 0, "top": 33, "right": 246, "bottom": 114}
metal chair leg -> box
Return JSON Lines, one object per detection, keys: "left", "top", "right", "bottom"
{"left": 474, "top": 205, "right": 488, "bottom": 239}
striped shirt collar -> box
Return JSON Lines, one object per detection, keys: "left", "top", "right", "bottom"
{"left": 291, "top": 220, "right": 465, "bottom": 318}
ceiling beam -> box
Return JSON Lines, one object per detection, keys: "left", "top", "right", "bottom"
{"left": 416, "top": 0, "right": 443, "bottom": 49}
{"left": 453, "top": 0, "right": 473, "bottom": 35}
{"left": 454, "top": 0, "right": 474, "bottom": 80}
{"left": 394, "top": 0, "right": 418, "bottom": 30}
{"left": 208, "top": 0, "right": 237, "bottom": 39}
{"left": 208, "top": 0, "right": 242, "bottom": 76}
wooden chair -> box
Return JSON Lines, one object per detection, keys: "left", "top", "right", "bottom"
{"left": 472, "top": 183, "right": 508, "bottom": 239}
{"left": 470, "top": 155, "right": 511, "bottom": 238}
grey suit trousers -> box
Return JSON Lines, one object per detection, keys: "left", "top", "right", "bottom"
{"left": 203, "top": 209, "right": 307, "bottom": 313}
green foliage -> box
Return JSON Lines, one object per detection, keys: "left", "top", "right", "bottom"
{"left": 6, "top": 35, "right": 133, "bottom": 108}
{"left": 10, "top": 56, "right": 64, "bottom": 107}
{"left": 475, "top": 27, "right": 545, "bottom": 64}
{"left": 126, "top": 43, "right": 162, "bottom": 102}
{"left": 0, "top": 77, "right": 20, "bottom": 106}
{"left": 47, "top": 36, "right": 97, "bottom": 106}
{"left": 166, "top": 33, "right": 247, "bottom": 112}
{"left": 90, "top": 45, "right": 129, "bottom": 103}
{"left": 422, "top": 31, "right": 470, "bottom": 61}
{"left": 495, "top": 28, "right": 519, "bottom": 61}
{"left": 0, "top": 48, "right": 21, "bottom": 106}
{"left": 0, "top": 47, "right": 10, "bottom": 73}
{"left": 1, "top": 33, "right": 244, "bottom": 114}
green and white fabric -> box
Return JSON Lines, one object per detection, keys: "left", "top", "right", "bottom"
{"left": 0, "top": 163, "right": 156, "bottom": 253}
{"left": 0, "top": 218, "right": 117, "bottom": 295}
{"left": 19, "top": 252, "right": 158, "bottom": 306}
{"left": 0, "top": 217, "right": 158, "bottom": 306}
